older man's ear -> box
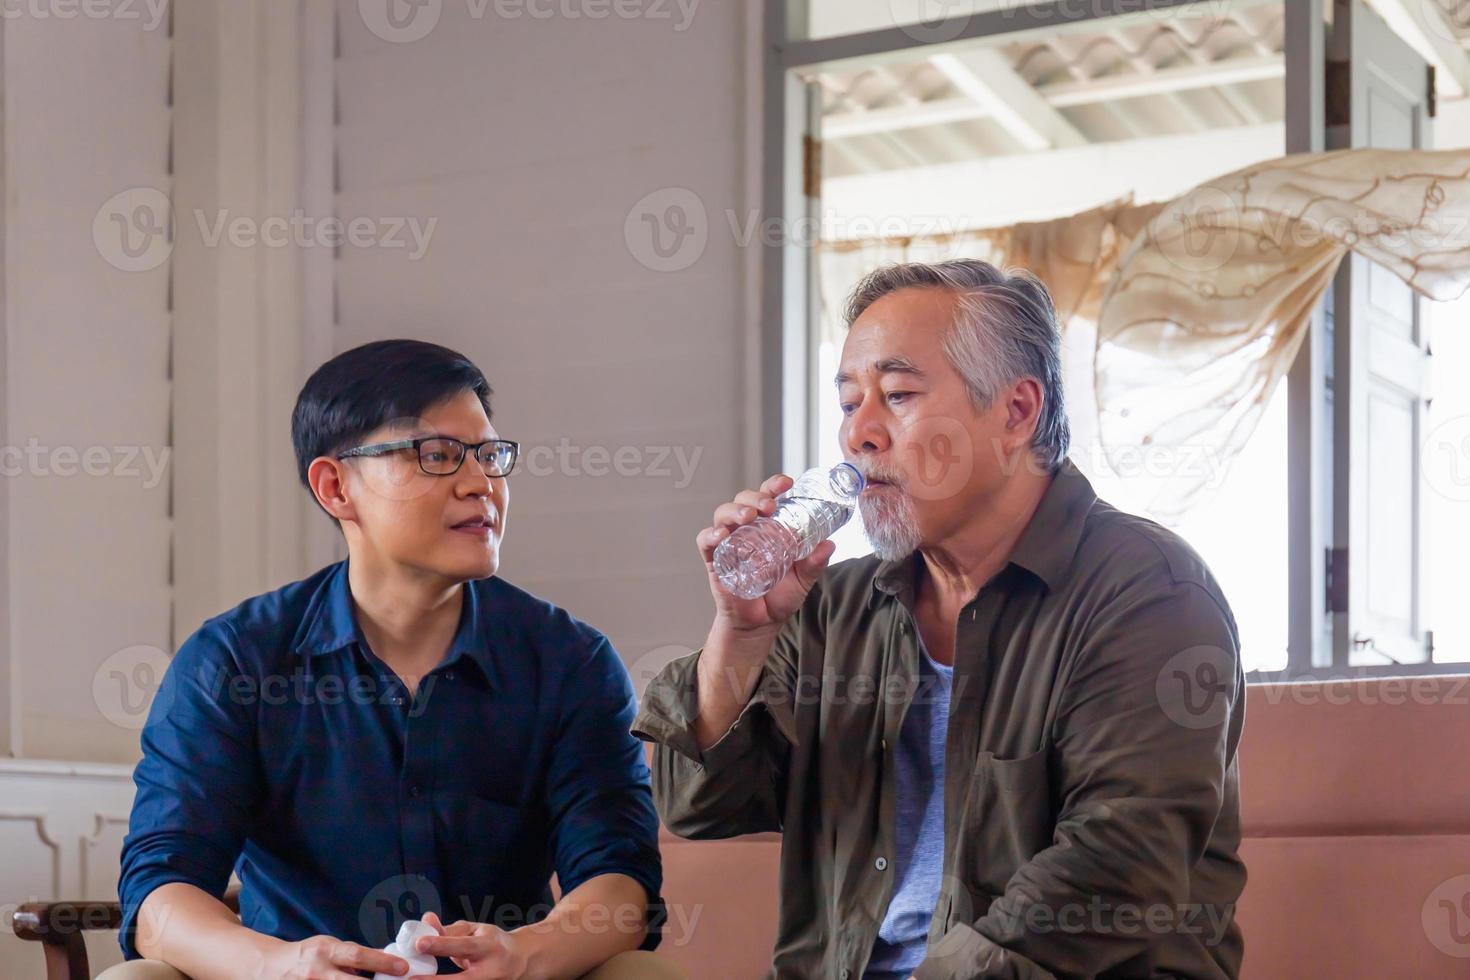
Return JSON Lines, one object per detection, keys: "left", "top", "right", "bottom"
{"left": 1000, "top": 377, "right": 1046, "bottom": 457}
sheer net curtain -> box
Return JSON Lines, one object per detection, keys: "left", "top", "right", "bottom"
{"left": 812, "top": 146, "right": 1470, "bottom": 670}
{"left": 1097, "top": 146, "right": 1470, "bottom": 518}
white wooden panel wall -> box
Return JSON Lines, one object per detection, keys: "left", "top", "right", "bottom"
{"left": 0, "top": 5, "right": 759, "bottom": 969}
{"left": 330, "top": 0, "right": 760, "bottom": 682}
{"left": 0, "top": 10, "right": 170, "bottom": 972}
{"left": 3, "top": 8, "right": 174, "bottom": 764}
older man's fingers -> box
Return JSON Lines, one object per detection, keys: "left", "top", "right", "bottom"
{"left": 711, "top": 501, "right": 764, "bottom": 529}
{"left": 731, "top": 489, "right": 777, "bottom": 514}
{"left": 760, "top": 474, "right": 793, "bottom": 496}
{"left": 696, "top": 525, "right": 733, "bottom": 562}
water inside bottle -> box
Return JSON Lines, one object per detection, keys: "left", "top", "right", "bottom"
{"left": 772, "top": 495, "right": 855, "bottom": 559}
{"left": 714, "top": 519, "right": 800, "bottom": 599}
{"left": 713, "top": 462, "right": 864, "bottom": 599}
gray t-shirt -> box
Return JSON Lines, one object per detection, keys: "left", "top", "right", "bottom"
{"left": 866, "top": 637, "right": 953, "bottom": 979}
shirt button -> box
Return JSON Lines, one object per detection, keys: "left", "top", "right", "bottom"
{"left": 391, "top": 696, "right": 405, "bottom": 706}
{"left": 409, "top": 785, "right": 423, "bottom": 798}
{"left": 840, "top": 971, "right": 850, "bottom": 980}
{"left": 875, "top": 856, "right": 888, "bottom": 871}
{"left": 444, "top": 670, "right": 456, "bottom": 681}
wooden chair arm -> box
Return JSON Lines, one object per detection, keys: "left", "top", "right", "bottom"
{"left": 10, "top": 899, "right": 123, "bottom": 941}
{"left": 8, "top": 883, "right": 241, "bottom": 980}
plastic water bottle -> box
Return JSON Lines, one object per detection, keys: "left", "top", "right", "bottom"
{"left": 713, "top": 462, "right": 865, "bottom": 599}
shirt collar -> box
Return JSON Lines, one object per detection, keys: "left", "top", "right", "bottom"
{"left": 292, "top": 559, "right": 502, "bottom": 690}
{"left": 869, "top": 456, "right": 1097, "bottom": 606}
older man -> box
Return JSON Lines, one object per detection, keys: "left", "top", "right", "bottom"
{"left": 634, "top": 259, "right": 1246, "bottom": 979}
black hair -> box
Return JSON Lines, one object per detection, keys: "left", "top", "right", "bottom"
{"left": 291, "top": 339, "right": 493, "bottom": 506}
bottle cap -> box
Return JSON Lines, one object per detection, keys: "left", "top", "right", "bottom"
{"left": 829, "top": 461, "right": 865, "bottom": 497}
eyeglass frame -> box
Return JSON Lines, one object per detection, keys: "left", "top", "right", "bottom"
{"left": 335, "top": 436, "right": 521, "bottom": 477}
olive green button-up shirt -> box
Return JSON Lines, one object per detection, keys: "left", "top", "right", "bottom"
{"left": 633, "top": 459, "right": 1246, "bottom": 979}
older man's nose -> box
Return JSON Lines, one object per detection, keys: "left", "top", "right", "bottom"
{"left": 844, "top": 408, "right": 891, "bottom": 457}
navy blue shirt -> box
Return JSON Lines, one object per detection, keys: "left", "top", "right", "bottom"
{"left": 118, "top": 560, "right": 662, "bottom": 960}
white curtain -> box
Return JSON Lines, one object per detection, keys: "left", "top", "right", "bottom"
{"left": 1096, "top": 146, "right": 1470, "bottom": 518}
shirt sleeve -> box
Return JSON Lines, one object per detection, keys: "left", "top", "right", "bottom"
{"left": 915, "top": 579, "right": 1244, "bottom": 980}
{"left": 630, "top": 592, "right": 813, "bottom": 841}
{"left": 546, "top": 634, "right": 665, "bottom": 951}
{"left": 117, "top": 621, "right": 263, "bottom": 960}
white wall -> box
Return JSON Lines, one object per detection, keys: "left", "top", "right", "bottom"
{"left": 169, "top": 1, "right": 319, "bottom": 647}
{"left": 0, "top": 1, "right": 322, "bottom": 773}
{"left": 2, "top": 6, "right": 174, "bottom": 766}
{"left": 0, "top": 5, "right": 760, "bottom": 973}
{"left": 0, "top": 9, "right": 172, "bottom": 977}
{"left": 329, "top": 0, "right": 761, "bottom": 687}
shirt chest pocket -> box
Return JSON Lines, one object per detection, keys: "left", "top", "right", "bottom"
{"left": 957, "top": 747, "right": 1054, "bottom": 897}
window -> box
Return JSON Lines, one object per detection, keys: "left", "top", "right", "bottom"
{"left": 1423, "top": 295, "right": 1470, "bottom": 665}
{"left": 766, "top": 0, "right": 1470, "bottom": 680}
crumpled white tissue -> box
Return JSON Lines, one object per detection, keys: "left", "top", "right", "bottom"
{"left": 372, "top": 919, "right": 438, "bottom": 980}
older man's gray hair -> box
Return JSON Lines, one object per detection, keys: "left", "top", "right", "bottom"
{"left": 844, "top": 259, "right": 1071, "bottom": 472}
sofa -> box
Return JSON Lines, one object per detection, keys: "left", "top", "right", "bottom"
{"left": 13, "top": 676, "right": 1470, "bottom": 978}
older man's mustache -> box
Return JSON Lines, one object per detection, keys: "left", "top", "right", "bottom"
{"left": 854, "top": 462, "right": 908, "bottom": 489}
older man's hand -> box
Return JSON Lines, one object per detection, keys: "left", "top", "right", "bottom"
{"left": 696, "top": 472, "right": 836, "bottom": 638}
{"left": 690, "top": 473, "right": 836, "bottom": 751}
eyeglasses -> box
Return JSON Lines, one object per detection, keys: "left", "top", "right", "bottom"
{"left": 336, "top": 437, "right": 520, "bottom": 478}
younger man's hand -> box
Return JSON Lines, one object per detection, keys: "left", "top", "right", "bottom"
{"left": 260, "top": 934, "right": 410, "bottom": 979}
{"left": 412, "top": 911, "right": 529, "bottom": 980}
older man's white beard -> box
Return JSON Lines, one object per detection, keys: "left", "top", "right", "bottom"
{"left": 858, "top": 488, "right": 922, "bottom": 561}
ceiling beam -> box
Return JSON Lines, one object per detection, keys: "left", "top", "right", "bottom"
{"left": 822, "top": 122, "right": 1284, "bottom": 234}
{"left": 825, "top": 96, "right": 993, "bottom": 138}
{"left": 824, "top": 53, "right": 1284, "bottom": 139}
{"left": 1045, "top": 52, "right": 1285, "bottom": 105}
{"left": 929, "top": 49, "right": 1088, "bottom": 150}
